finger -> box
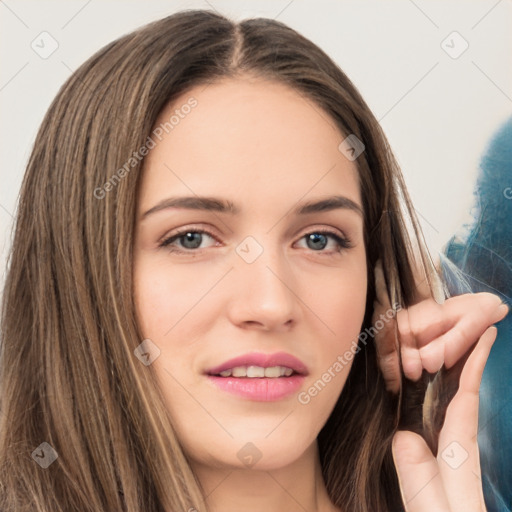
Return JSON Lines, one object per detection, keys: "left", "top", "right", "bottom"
{"left": 377, "top": 341, "right": 401, "bottom": 392}
{"left": 402, "top": 293, "right": 505, "bottom": 350}
{"left": 396, "top": 308, "right": 425, "bottom": 381}
{"left": 459, "top": 325, "right": 497, "bottom": 394}
{"left": 392, "top": 430, "right": 450, "bottom": 512}
{"left": 374, "top": 259, "right": 391, "bottom": 310}
{"left": 419, "top": 295, "right": 507, "bottom": 370}
{"left": 398, "top": 298, "right": 450, "bottom": 349}
{"left": 437, "top": 326, "right": 497, "bottom": 512}
{"left": 373, "top": 259, "right": 401, "bottom": 392}
{"left": 442, "top": 296, "right": 507, "bottom": 369}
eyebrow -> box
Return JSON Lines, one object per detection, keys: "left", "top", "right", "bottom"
{"left": 141, "top": 195, "right": 363, "bottom": 219}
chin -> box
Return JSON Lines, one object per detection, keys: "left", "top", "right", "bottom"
{"left": 192, "top": 436, "right": 314, "bottom": 472}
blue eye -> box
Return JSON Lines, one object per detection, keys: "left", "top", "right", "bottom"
{"left": 299, "top": 231, "right": 353, "bottom": 252}
{"left": 159, "top": 228, "right": 353, "bottom": 255}
{"left": 159, "top": 229, "right": 217, "bottom": 252}
{"left": 171, "top": 232, "right": 203, "bottom": 249}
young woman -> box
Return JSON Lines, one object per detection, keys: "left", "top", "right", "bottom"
{"left": 0, "top": 9, "right": 507, "bottom": 512}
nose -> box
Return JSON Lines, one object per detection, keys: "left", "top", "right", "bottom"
{"left": 226, "top": 243, "right": 302, "bottom": 332}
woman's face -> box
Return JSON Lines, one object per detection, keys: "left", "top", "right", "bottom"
{"left": 133, "top": 76, "right": 367, "bottom": 471}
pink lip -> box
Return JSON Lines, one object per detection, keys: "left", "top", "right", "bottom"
{"left": 206, "top": 374, "right": 306, "bottom": 401}
{"left": 204, "top": 351, "right": 308, "bottom": 402}
{"left": 205, "top": 351, "right": 309, "bottom": 376}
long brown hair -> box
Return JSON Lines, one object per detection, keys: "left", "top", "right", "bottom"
{"left": 0, "top": 9, "right": 441, "bottom": 512}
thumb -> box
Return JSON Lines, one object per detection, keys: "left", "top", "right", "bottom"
{"left": 392, "top": 430, "right": 448, "bottom": 511}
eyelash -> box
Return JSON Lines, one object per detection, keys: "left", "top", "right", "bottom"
{"left": 158, "top": 227, "right": 353, "bottom": 256}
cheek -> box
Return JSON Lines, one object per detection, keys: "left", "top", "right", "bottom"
{"left": 134, "top": 258, "right": 211, "bottom": 338}
{"left": 308, "top": 256, "right": 368, "bottom": 347}
{"left": 134, "top": 268, "right": 170, "bottom": 338}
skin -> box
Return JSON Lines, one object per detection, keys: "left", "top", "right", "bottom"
{"left": 373, "top": 264, "right": 508, "bottom": 511}
{"left": 133, "top": 76, "right": 365, "bottom": 512}
{"left": 133, "top": 75, "right": 509, "bottom": 511}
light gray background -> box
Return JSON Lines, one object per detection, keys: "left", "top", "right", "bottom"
{"left": 1, "top": 0, "right": 511, "bottom": 287}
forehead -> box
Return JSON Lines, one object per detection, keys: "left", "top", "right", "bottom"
{"left": 139, "top": 76, "right": 361, "bottom": 211}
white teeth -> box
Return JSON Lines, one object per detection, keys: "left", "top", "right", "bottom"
{"left": 232, "top": 367, "right": 247, "bottom": 377}
{"left": 264, "top": 366, "right": 281, "bottom": 378}
{"left": 216, "top": 365, "right": 295, "bottom": 378}
{"left": 247, "top": 366, "right": 265, "bottom": 377}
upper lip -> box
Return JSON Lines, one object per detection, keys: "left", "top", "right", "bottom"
{"left": 205, "top": 351, "right": 309, "bottom": 376}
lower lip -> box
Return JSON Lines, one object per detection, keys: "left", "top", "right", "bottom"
{"left": 206, "top": 375, "right": 306, "bottom": 401}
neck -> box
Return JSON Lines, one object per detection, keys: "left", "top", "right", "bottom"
{"left": 188, "top": 441, "right": 341, "bottom": 512}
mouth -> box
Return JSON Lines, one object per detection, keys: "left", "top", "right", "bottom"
{"left": 204, "top": 352, "right": 308, "bottom": 401}
{"left": 208, "top": 365, "right": 298, "bottom": 378}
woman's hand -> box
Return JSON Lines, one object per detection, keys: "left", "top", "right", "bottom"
{"left": 372, "top": 259, "right": 509, "bottom": 511}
